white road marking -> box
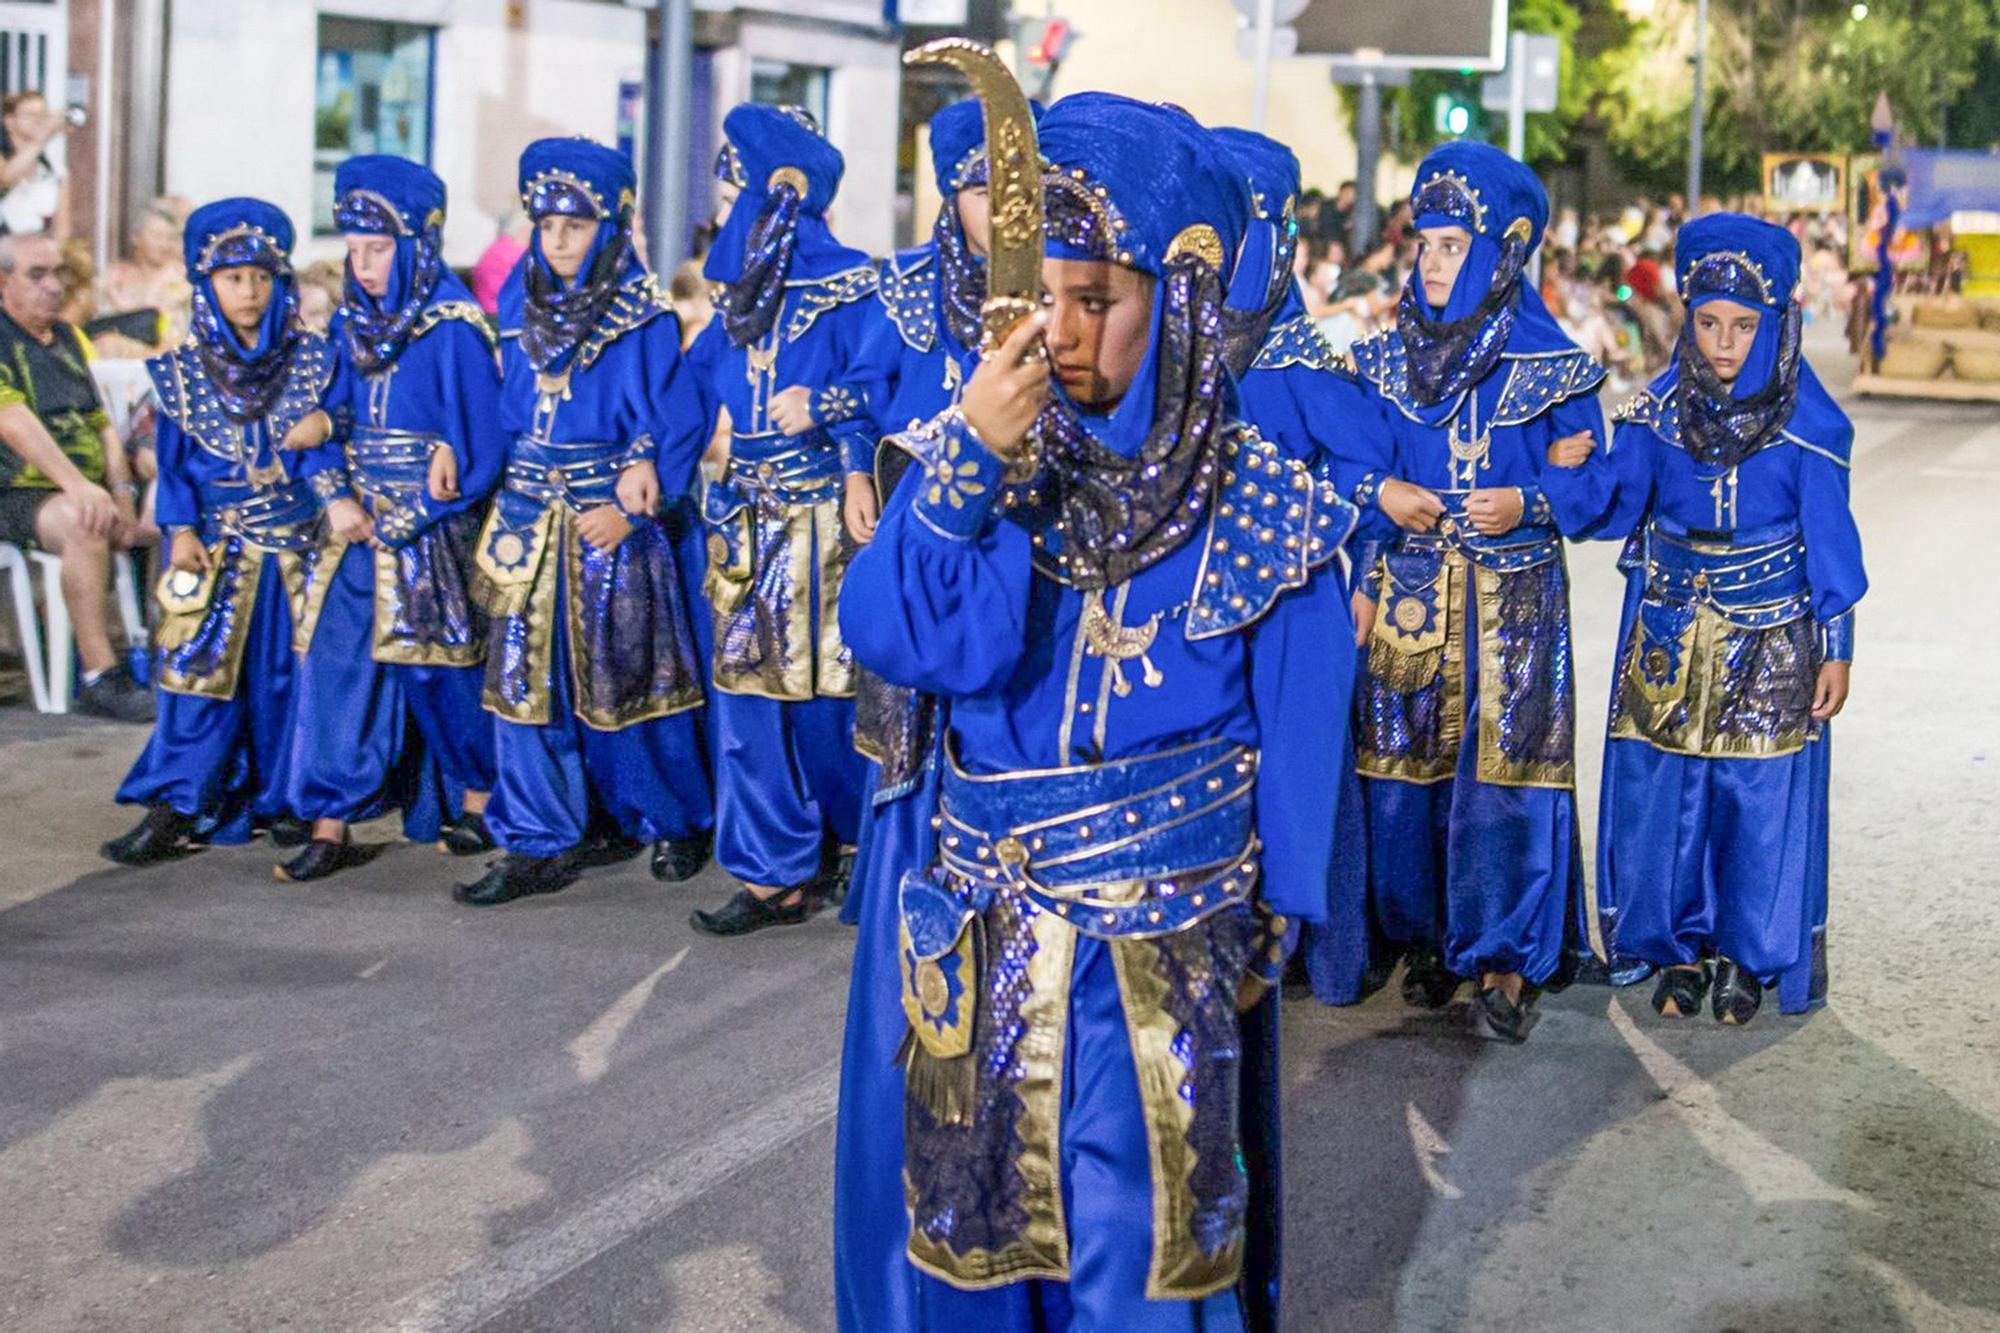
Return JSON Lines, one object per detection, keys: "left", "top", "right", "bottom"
{"left": 565, "top": 946, "right": 690, "bottom": 1085}
{"left": 1605, "top": 999, "right": 1876, "bottom": 1212}
{"left": 1405, "top": 1102, "right": 1464, "bottom": 1200}
{"left": 357, "top": 958, "right": 388, "bottom": 979}
{"left": 379, "top": 1061, "right": 840, "bottom": 1333}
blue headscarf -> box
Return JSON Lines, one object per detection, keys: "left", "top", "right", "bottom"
{"left": 507, "top": 137, "right": 643, "bottom": 377}
{"left": 1211, "top": 126, "right": 1306, "bottom": 374}
{"left": 334, "top": 155, "right": 475, "bottom": 374}
{"left": 704, "top": 103, "right": 867, "bottom": 348}
{"left": 183, "top": 197, "right": 303, "bottom": 423}
{"left": 1670, "top": 212, "right": 1813, "bottom": 469}
{"left": 1030, "top": 92, "right": 1253, "bottom": 588}
{"left": 1397, "top": 142, "right": 1569, "bottom": 422}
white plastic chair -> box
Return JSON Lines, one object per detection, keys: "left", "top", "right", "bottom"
{"left": 0, "top": 541, "right": 145, "bottom": 713}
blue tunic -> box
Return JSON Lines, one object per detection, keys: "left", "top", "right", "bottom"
{"left": 837, "top": 408, "right": 1350, "bottom": 1330}
{"left": 690, "top": 264, "right": 877, "bottom": 889}
{"left": 1346, "top": 332, "right": 1608, "bottom": 984}
{"left": 119, "top": 334, "right": 347, "bottom": 840}
{"left": 475, "top": 272, "right": 714, "bottom": 858}
{"left": 1579, "top": 364, "right": 1864, "bottom": 1012}
{"left": 287, "top": 297, "right": 504, "bottom": 833}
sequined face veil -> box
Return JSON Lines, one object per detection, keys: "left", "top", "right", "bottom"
{"left": 717, "top": 177, "right": 803, "bottom": 348}
{"left": 1395, "top": 225, "right": 1530, "bottom": 414}
{"left": 336, "top": 189, "right": 445, "bottom": 375}
{"left": 520, "top": 179, "right": 633, "bottom": 376}
{"left": 1027, "top": 166, "right": 1234, "bottom": 591}
{"left": 1674, "top": 276, "right": 1803, "bottom": 472}
{"left": 189, "top": 227, "right": 302, "bottom": 424}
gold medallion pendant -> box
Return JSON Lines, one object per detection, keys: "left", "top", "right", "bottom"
{"left": 1394, "top": 595, "right": 1429, "bottom": 633}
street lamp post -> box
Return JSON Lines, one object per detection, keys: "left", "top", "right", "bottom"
{"left": 646, "top": 0, "right": 694, "bottom": 271}
{"left": 1687, "top": 0, "right": 1708, "bottom": 209}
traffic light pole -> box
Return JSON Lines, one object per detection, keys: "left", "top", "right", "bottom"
{"left": 1505, "top": 28, "right": 1527, "bottom": 159}
{"left": 1351, "top": 68, "right": 1381, "bottom": 255}
{"left": 1250, "top": 0, "right": 1278, "bottom": 131}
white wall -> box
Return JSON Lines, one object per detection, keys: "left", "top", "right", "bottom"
{"left": 164, "top": 0, "right": 648, "bottom": 268}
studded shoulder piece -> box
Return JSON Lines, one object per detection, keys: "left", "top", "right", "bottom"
{"left": 570, "top": 275, "right": 672, "bottom": 373}
{"left": 1252, "top": 315, "right": 1353, "bottom": 375}
{"left": 413, "top": 299, "right": 499, "bottom": 349}
{"left": 1184, "top": 427, "right": 1349, "bottom": 641}
{"left": 146, "top": 336, "right": 334, "bottom": 458}
{"left": 1488, "top": 349, "right": 1606, "bottom": 427}
{"left": 784, "top": 264, "right": 881, "bottom": 343}
{"left": 1613, "top": 385, "right": 1674, "bottom": 434}
{"left": 875, "top": 248, "right": 938, "bottom": 355}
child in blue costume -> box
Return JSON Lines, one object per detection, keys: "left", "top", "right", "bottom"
{"left": 830, "top": 97, "right": 1008, "bottom": 1333}
{"left": 837, "top": 93, "right": 1351, "bottom": 1332}
{"left": 1345, "top": 142, "right": 1610, "bottom": 1043}
{"left": 278, "top": 155, "right": 505, "bottom": 882}
{"left": 688, "top": 104, "right": 876, "bottom": 935}
{"left": 1210, "top": 125, "right": 1381, "bottom": 1006}
{"left": 456, "top": 138, "right": 715, "bottom": 906}
{"left": 105, "top": 198, "right": 360, "bottom": 864}
{"left": 1578, "top": 214, "right": 1864, "bottom": 1023}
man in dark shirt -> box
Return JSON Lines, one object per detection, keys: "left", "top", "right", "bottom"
{"left": 0, "top": 231, "right": 153, "bottom": 720}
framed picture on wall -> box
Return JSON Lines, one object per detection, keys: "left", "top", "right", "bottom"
{"left": 1763, "top": 152, "right": 1847, "bottom": 216}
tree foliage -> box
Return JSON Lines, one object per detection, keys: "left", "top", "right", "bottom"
{"left": 1337, "top": 0, "right": 2000, "bottom": 197}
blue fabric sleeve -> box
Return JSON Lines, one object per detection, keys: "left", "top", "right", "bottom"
{"left": 640, "top": 313, "right": 713, "bottom": 502}
{"left": 294, "top": 354, "right": 353, "bottom": 510}
{"left": 838, "top": 417, "right": 1032, "bottom": 699}
{"left": 152, "top": 414, "right": 198, "bottom": 530}
{"left": 1798, "top": 440, "right": 1866, "bottom": 628}
{"left": 847, "top": 309, "right": 908, "bottom": 472}
{"left": 1247, "top": 569, "right": 1348, "bottom": 924}
{"left": 1534, "top": 392, "right": 1622, "bottom": 538}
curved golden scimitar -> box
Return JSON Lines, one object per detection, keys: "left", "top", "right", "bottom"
{"left": 903, "top": 38, "right": 1044, "bottom": 354}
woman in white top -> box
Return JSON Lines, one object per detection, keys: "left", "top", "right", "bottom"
{"left": 0, "top": 91, "right": 68, "bottom": 239}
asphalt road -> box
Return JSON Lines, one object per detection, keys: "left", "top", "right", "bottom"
{"left": 2, "top": 341, "right": 1996, "bottom": 1332}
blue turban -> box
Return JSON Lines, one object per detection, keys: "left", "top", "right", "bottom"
{"left": 1393, "top": 141, "right": 1569, "bottom": 421}
{"left": 1669, "top": 212, "right": 1833, "bottom": 468}
{"left": 1211, "top": 125, "right": 1307, "bottom": 371}
{"left": 705, "top": 102, "right": 867, "bottom": 345}
{"left": 183, "top": 197, "right": 304, "bottom": 422}
{"left": 505, "top": 137, "right": 646, "bottom": 375}
{"left": 334, "top": 155, "right": 476, "bottom": 373}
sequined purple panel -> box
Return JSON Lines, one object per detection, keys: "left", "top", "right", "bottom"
{"left": 719, "top": 187, "right": 802, "bottom": 348}
{"left": 904, "top": 889, "right": 1042, "bottom": 1258}
{"left": 854, "top": 668, "right": 933, "bottom": 801}
{"left": 1486, "top": 558, "right": 1575, "bottom": 769}
{"left": 1710, "top": 613, "right": 1817, "bottom": 743}
{"left": 1144, "top": 900, "right": 1270, "bottom": 1259}
{"left": 573, "top": 519, "right": 704, "bottom": 719}
{"left": 383, "top": 511, "right": 484, "bottom": 656}
{"left": 162, "top": 537, "right": 254, "bottom": 685}
{"left": 486, "top": 594, "right": 540, "bottom": 714}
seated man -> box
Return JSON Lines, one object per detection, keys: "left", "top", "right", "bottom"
{"left": 0, "top": 230, "right": 152, "bottom": 721}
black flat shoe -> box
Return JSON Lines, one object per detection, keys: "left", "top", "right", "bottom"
{"left": 1710, "top": 959, "right": 1764, "bottom": 1026}
{"left": 577, "top": 831, "right": 645, "bottom": 869}
{"left": 649, "top": 828, "right": 713, "bottom": 883}
{"left": 690, "top": 886, "right": 810, "bottom": 937}
{"left": 810, "top": 845, "right": 857, "bottom": 908}
{"left": 453, "top": 853, "right": 579, "bottom": 906}
{"left": 1469, "top": 982, "right": 1542, "bottom": 1044}
{"left": 437, "top": 812, "right": 496, "bottom": 857}
{"left": 102, "top": 805, "right": 197, "bottom": 866}
{"left": 1651, "top": 961, "right": 1712, "bottom": 1018}
{"left": 262, "top": 816, "right": 312, "bottom": 849}
{"left": 275, "top": 835, "right": 356, "bottom": 883}
{"left": 1400, "top": 945, "right": 1463, "bottom": 1009}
